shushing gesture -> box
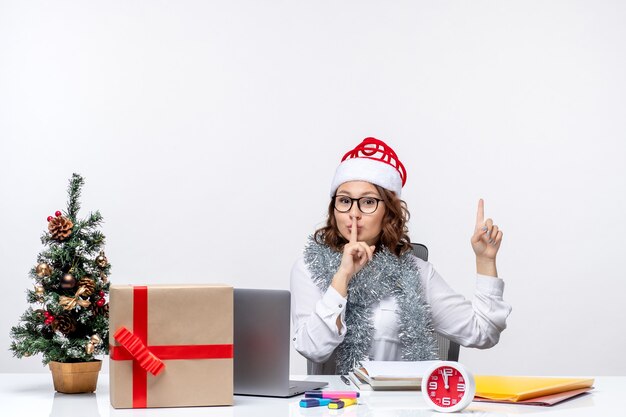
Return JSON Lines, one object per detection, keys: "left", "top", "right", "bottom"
{"left": 331, "top": 215, "right": 376, "bottom": 328}
{"left": 337, "top": 216, "right": 376, "bottom": 280}
{"left": 471, "top": 199, "right": 503, "bottom": 274}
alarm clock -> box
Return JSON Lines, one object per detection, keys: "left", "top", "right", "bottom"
{"left": 421, "top": 361, "right": 476, "bottom": 413}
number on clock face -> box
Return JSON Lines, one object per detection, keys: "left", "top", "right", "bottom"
{"left": 424, "top": 366, "right": 467, "bottom": 408}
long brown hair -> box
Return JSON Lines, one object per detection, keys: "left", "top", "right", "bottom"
{"left": 314, "top": 184, "right": 412, "bottom": 256}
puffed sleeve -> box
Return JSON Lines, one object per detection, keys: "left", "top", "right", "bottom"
{"left": 290, "top": 256, "right": 347, "bottom": 363}
{"left": 414, "top": 256, "right": 512, "bottom": 348}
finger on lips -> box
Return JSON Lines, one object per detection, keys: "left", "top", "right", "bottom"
{"left": 350, "top": 217, "right": 358, "bottom": 243}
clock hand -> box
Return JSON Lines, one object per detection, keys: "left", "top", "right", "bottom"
{"left": 442, "top": 370, "right": 449, "bottom": 389}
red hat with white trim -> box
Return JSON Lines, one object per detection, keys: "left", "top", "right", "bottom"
{"left": 330, "top": 137, "right": 407, "bottom": 197}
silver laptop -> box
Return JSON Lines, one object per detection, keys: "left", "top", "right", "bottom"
{"left": 234, "top": 288, "right": 328, "bottom": 397}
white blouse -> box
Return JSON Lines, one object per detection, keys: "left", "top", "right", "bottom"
{"left": 290, "top": 254, "right": 512, "bottom": 364}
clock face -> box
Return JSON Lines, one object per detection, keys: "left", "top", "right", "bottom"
{"left": 422, "top": 364, "right": 474, "bottom": 412}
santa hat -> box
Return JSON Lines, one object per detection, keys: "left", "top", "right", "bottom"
{"left": 330, "top": 137, "right": 407, "bottom": 197}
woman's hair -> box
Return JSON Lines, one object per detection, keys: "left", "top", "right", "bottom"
{"left": 314, "top": 184, "right": 412, "bottom": 257}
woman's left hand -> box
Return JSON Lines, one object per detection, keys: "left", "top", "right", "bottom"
{"left": 471, "top": 199, "right": 503, "bottom": 261}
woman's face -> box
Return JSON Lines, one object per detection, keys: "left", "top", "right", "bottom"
{"left": 334, "top": 181, "right": 386, "bottom": 246}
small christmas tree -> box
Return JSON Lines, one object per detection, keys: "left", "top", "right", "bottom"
{"left": 10, "top": 173, "right": 110, "bottom": 364}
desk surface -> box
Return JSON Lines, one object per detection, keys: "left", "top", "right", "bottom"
{"left": 0, "top": 374, "right": 621, "bottom": 416}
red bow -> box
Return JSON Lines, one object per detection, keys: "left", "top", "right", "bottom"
{"left": 113, "top": 327, "right": 165, "bottom": 376}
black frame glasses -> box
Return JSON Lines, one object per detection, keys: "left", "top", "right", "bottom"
{"left": 332, "top": 195, "right": 383, "bottom": 214}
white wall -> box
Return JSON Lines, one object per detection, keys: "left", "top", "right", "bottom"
{"left": 1, "top": 0, "right": 625, "bottom": 375}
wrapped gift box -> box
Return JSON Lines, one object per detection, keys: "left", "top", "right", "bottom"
{"left": 109, "top": 284, "right": 233, "bottom": 408}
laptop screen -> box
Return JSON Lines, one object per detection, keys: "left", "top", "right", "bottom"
{"left": 233, "top": 288, "right": 292, "bottom": 395}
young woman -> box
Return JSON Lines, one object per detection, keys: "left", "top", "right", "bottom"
{"left": 290, "top": 138, "right": 512, "bottom": 375}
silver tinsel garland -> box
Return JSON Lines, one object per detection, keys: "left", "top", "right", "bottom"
{"left": 304, "top": 236, "right": 439, "bottom": 375}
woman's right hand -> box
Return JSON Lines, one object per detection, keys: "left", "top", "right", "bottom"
{"left": 331, "top": 217, "right": 376, "bottom": 297}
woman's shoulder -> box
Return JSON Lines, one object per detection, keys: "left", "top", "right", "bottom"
{"left": 290, "top": 255, "right": 326, "bottom": 295}
{"left": 290, "top": 255, "right": 312, "bottom": 280}
{"left": 291, "top": 255, "right": 306, "bottom": 271}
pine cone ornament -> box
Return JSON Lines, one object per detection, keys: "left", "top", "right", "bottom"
{"left": 51, "top": 314, "right": 77, "bottom": 335}
{"left": 92, "top": 302, "right": 109, "bottom": 318}
{"left": 48, "top": 216, "right": 74, "bottom": 241}
{"left": 77, "top": 277, "right": 95, "bottom": 295}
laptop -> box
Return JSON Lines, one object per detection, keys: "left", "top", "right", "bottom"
{"left": 233, "top": 288, "right": 328, "bottom": 397}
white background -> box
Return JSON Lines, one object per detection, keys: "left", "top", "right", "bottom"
{"left": 1, "top": 1, "right": 624, "bottom": 376}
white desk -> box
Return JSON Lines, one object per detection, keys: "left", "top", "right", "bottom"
{"left": 0, "top": 374, "right": 621, "bottom": 416}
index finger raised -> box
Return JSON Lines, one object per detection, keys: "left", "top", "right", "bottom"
{"left": 350, "top": 216, "right": 358, "bottom": 243}
{"left": 476, "top": 198, "right": 485, "bottom": 225}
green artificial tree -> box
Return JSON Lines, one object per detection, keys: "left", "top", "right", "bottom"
{"left": 10, "top": 173, "right": 110, "bottom": 364}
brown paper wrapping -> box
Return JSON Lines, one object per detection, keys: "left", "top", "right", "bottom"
{"left": 109, "top": 284, "right": 233, "bottom": 408}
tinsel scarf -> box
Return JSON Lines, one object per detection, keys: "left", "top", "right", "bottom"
{"left": 304, "top": 236, "right": 439, "bottom": 375}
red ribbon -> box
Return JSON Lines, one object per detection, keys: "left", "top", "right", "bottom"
{"left": 110, "top": 286, "right": 234, "bottom": 408}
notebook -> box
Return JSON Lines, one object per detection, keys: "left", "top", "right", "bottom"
{"left": 233, "top": 288, "right": 327, "bottom": 397}
{"left": 347, "top": 371, "right": 373, "bottom": 391}
{"left": 352, "top": 360, "right": 440, "bottom": 390}
{"left": 352, "top": 368, "right": 420, "bottom": 390}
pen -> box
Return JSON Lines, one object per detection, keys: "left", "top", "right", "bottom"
{"left": 340, "top": 375, "right": 351, "bottom": 386}
{"left": 328, "top": 398, "right": 358, "bottom": 409}
{"left": 305, "top": 390, "right": 360, "bottom": 399}
{"left": 300, "top": 398, "right": 332, "bottom": 408}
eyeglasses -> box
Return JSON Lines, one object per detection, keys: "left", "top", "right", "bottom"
{"left": 333, "top": 195, "right": 383, "bottom": 214}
